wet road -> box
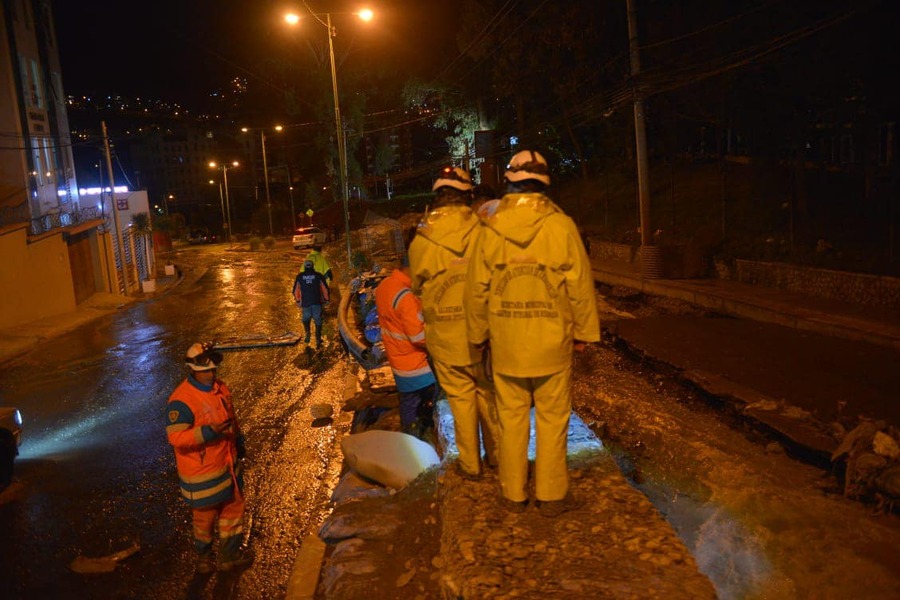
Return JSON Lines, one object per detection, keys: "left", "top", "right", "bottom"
{"left": 0, "top": 244, "right": 348, "bottom": 599}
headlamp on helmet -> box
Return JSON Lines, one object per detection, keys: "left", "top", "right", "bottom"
{"left": 432, "top": 166, "right": 473, "bottom": 192}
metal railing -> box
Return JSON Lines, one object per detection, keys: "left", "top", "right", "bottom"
{"left": 28, "top": 205, "right": 103, "bottom": 236}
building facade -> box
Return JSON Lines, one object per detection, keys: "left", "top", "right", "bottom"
{"left": 0, "top": 0, "right": 116, "bottom": 330}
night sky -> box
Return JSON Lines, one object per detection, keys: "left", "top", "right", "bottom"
{"left": 49, "top": 0, "right": 900, "bottom": 117}
{"left": 50, "top": 0, "right": 461, "bottom": 107}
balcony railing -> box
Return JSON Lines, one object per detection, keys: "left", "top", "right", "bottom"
{"left": 28, "top": 205, "right": 104, "bottom": 236}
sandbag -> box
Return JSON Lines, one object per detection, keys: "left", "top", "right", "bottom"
{"left": 340, "top": 430, "right": 439, "bottom": 490}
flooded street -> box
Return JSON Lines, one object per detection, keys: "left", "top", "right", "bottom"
{"left": 2, "top": 245, "right": 899, "bottom": 599}
{"left": 0, "top": 245, "right": 349, "bottom": 599}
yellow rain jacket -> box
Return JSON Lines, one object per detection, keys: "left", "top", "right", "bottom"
{"left": 306, "top": 249, "right": 333, "bottom": 282}
{"left": 466, "top": 192, "right": 600, "bottom": 377}
{"left": 408, "top": 204, "right": 481, "bottom": 367}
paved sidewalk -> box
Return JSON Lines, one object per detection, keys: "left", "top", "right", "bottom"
{"left": 591, "top": 256, "right": 900, "bottom": 459}
{"left": 591, "top": 257, "right": 900, "bottom": 350}
{"left": 0, "top": 274, "right": 180, "bottom": 366}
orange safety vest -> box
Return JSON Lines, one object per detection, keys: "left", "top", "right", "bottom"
{"left": 166, "top": 377, "right": 242, "bottom": 507}
{"left": 374, "top": 268, "right": 435, "bottom": 391}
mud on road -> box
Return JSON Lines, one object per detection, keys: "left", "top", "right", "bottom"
{"left": 581, "top": 285, "right": 900, "bottom": 599}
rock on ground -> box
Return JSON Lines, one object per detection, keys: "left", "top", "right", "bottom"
{"left": 437, "top": 455, "right": 716, "bottom": 600}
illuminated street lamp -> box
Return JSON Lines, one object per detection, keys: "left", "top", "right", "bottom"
{"left": 285, "top": 8, "right": 373, "bottom": 270}
{"left": 209, "top": 160, "right": 239, "bottom": 242}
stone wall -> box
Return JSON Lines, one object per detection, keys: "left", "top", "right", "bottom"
{"left": 592, "top": 240, "right": 900, "bottom": 310}
{"left": 591, "top": 240, "right": 640, "bottom": 264}
{"left": 731, "top": 260, "right": 900, "bottom": 310}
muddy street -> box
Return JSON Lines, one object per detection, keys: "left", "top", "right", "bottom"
{"left": 0, "top": 245, "right": 349, "bottom": 599}
{"left": 575, "top": 289, "right": 900, "bottom": 599}
{"left": 2, "top": 244, "right": 899, "bottom": 600}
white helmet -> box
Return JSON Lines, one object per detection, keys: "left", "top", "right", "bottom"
{"left": 185, "top": 342, "right": 223, "bottom": 371}
{"left": 432, "top": 166, "right": 473, "bottom": 192}
{"left": 504, "top": 150, "right": 550, "bottom": 186}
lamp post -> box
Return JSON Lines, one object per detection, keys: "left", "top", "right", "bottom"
{"left": 209, "top": 161, "right": 239, "bottom": 243}
{"left": 210, "top": 179, "right": 227, "bottom": 240}
{"left": 285, "top": 9, "right": 372, "bottom": 270}
{"left": 241, "top": 126, "right": 283, "bottom": 237}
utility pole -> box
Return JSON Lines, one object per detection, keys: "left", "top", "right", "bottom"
{"left": 261, "top": 131, "right": 273, "bottom": 236}
{"left": 626, "top": 0, "right": 661, "bottom": 278}
{"left": 217, "top": 183, "right": 227, "bottom": 239}
{"left": 223, "top": 166, "right": 234, "bottom": 244}
{"left": 102, "top": 121, "right": 129, "bottom": 294}
{"left": 286, "top": 165, "right": 297, "bottom": 231}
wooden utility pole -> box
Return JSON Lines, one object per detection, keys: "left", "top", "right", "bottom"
{"left": 626, "top": 0, "right": 661, "bottom": 277}
{"left": 102, "top": 121, "right": 129, "bottom": 294}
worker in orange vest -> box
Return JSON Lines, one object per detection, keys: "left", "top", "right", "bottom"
{"left": 166, "top": 342, "right": 253, "bottom": 573}
{"left": 374, "top": 256, "right": 437, "bottom": 439}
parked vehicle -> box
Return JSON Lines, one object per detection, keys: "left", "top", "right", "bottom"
{"left": 0, "top": 407, "right": 23, "bottom": 491}
{"left": 189, "top": 229, "right": 217, "bottom": 244}
{"left": 293, "top": 226, "right": 327, "bottom": 250}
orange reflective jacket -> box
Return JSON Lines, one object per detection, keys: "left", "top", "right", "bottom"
{"left": 374, "top": 268, "right": 435, "bottom": 392}
{"left": 166, "top": 377, "right": 242, "bottom": 507}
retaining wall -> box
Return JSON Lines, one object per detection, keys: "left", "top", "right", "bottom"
{"left": 730, "top": 259, "right": 900, "bottom": 310}
{"left": 591, "top": 240, "right": 900, "bottom": 310}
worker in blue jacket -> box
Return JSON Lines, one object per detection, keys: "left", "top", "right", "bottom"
{"left": 293, "top": 260, "right": 330, "bottom": 348}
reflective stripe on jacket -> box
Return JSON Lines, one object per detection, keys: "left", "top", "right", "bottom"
{"left": 466, "top": 192, "right": 600, "bottom": 378}
{"left": 408, "top": 204, "right": 481, "bottom": 367}
{"left": 374, "top": 268, "right": 436, "bottom": 392}
{"left": 166, "top": 377, "right": 242, "bottom": 508}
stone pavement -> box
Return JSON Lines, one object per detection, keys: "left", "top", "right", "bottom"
{"left": 433, "top": 402, "right": 716, "bottom": 599}
{"left": 591, "top": 256, "right": 900, "bottom": 461}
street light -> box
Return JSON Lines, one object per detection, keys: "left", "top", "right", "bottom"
{"left": 241, "top": 125, "right": 284, "bottom": 237}
{"left": 209, "top": 160, "right": 239, "bottom": 242}
{"left": 285, "top": 8, "right": 373, "bottom": 270}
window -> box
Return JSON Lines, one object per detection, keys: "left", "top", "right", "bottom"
{"left": 30, "top": 60, "right": 45, "bottom": 109}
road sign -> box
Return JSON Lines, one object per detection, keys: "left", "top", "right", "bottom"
{"left": 306, "top": 209, "right": 314, "bottom": 217}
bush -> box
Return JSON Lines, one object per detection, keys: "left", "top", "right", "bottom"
{"left": 263, "top": 236, "right": 276, "bottom": 250}
{"left": 249, "top": 236, "right": 262, "bottom": 251}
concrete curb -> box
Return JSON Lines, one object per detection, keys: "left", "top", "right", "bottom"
{"left": 286, "top": 534, "right": 327, "bottom": 599}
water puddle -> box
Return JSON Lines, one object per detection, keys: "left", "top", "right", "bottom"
{"left": 607, "top": 444, "right": 777, "bottom": 599}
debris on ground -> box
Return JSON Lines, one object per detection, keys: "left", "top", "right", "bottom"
{"left": 69, "top": 542, "right": 140, "bottom": 574}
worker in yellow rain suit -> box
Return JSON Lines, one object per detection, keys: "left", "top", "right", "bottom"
{"left": 306, "top": 245, "right": 333, "bottom": 284}
{"left": 466, "top": 150, "right": 600, "bottom": 517}
{"left": 409, "top": 166, "right": 499, "bottom": 479}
